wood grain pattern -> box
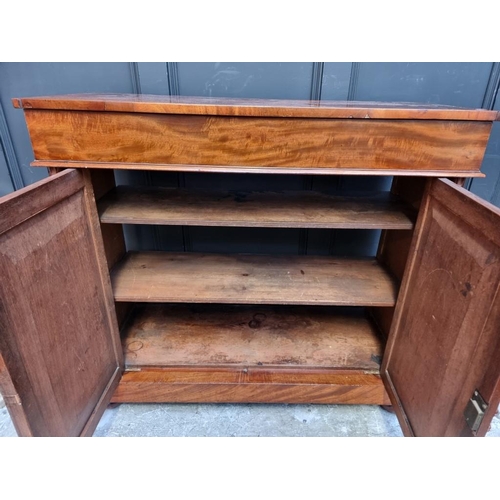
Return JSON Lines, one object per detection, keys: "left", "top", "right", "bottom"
{"left": 24, "top": 110, "right": 491, "bottom": 174}
{"left": 112, "top": 370, "right": 390, "bottom": 405}
{"left": 13, "top": 94, "right": 500, "bottom": 121}
{"left": 377, "top": 178, "right": 427, "bottom": 281}
{"left": 32, "top": 160, "right": 486, "bottom": 178}
{"left": 89, "top": 168, "right": 117, "bottom": 201}
{"left": 98, "top": 186, "right": 415, "bottom": 230}
{"left": 87, "top": 169, "right": 131, "bottom": 328}
{"left": 122, "top": 304, "right": 384, "bottom": 371}
{"left": 111, "top": 252, "right": 399, "bottom": 306}
{"left": 6, "top": 95, "right": 497, "bottom": 428}
{"left": 0, "top": 169, "right": 82, "bottom": 235}
{"left": 371, "top": 178, "right": 427, "bottom": 341}
{"left": 89, "top": 170, "right": 126, "bottom": 270}
{"left": 0, "top": 169, "right": 122, "bottom": 437}
{"left": 368, "top": 308, "right": 394, "bottom": 342}
{"left": 390, "top": 177, "right": 428, "bottom": 211}
{"left": 81, "top": 170, "right": 124, "bottom": 370}
{"left": 382, "top": 179, "right": 500, "bottom": 437}
{"left": 377, "top": 231, "right": 414, "bottom": 283}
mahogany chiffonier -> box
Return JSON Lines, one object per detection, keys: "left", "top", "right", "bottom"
{"left": 1, "top": 94, "right": 499, "bottom": 437}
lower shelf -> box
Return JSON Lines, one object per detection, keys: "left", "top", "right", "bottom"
{"left": 112, "top": 304, "right": 390, "bottom": 405}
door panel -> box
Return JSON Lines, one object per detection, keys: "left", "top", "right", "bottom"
{"left": 0, "top": 169, "right": 122, "bottom": 436}
{"left": 382, "top": 178, "right": 500, "bottom": 436}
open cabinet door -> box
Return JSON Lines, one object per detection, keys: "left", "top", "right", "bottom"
{"left": 383, "top": 178, "right": 500, "bottom": 437}
{"left": 0, "top": 169, "right": 123, "bottom": 436}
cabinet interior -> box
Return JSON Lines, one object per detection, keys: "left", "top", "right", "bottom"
{"left": 91, "top": 170, "right": 426, "bottom": 404}
{"left": 6, "top": 94, "right": 499, "bottom": 436}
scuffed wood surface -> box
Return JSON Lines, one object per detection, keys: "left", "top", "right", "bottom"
{"left": 111, "top": 252, "right": 399, "bottom": 306}
{"left": 13, "top": 94, "right": 499, "bottom": 121}
{"left": 122, "top": 304, "right": 384, "bottom": 370}
{"left": 98, "top": 186, "right": 415, "bottom": 229}
{"left": 383, "top": 179, "right": 500, "bottom": 437}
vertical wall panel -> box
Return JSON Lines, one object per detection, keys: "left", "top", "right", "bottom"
{"left": 0, "top": 142, "right": 14, "bottom": 196}
{"left": 351, "top": 62, "right": 493, "bottom": 106}
{"left": 0, "top": 100, "right": 22, "bottom": 192}
{"left": 177, "top": 62, "right": 314, "bottom": 99}
{"left": 136, "top": 63, "right": 169, "bottom": 94}
{"left": 320, "top": 63, "right": 352, "bottom": 100}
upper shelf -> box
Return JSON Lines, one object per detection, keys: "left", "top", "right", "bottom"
{"left": 98, "top": 186, "right": 415, "bottom": 230}
{"left": 13, "top": 94, "right": 500, "bottom": 121}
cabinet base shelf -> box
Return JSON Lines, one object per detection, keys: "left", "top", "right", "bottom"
{"left": 115, "top": 304, "right": 389, "bottom": 404}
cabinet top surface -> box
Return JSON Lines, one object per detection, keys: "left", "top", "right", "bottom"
{"left": 12, "top": 94, "right": 499, "bottom": 121}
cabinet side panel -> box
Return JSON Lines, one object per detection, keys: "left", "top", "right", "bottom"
{"left": 88, "top": 169, "right": 126, "bottom": 269}
{"left": 87, "top": 169, "right": 131, "bottom": 329}
{"left": 371, "top": 177, "right": 426, "bottom": 339}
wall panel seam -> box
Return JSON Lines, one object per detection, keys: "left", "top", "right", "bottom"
{"left": 347, "top": 62, "right": 360, "bottom": 101}
{"left": 0, "top": 101, "right": 24, "bottom": 190}
{"left": 481, "top": 62, "right": 500, "bottom": 110}
{"left": 129, "top": 62, "right": 142, "bottom": 94}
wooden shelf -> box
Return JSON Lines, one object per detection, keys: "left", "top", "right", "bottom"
{"left": 111, "top": 251, "right": 398, "bottom": 306}
{"left": 98, "top": 186, "right": 415, "bottom": 229}
{"left": 122, "top": 304, "right": 384, "bottom": 371}
{"left": 114, "top": 304, "right": 389, "bottom": 404}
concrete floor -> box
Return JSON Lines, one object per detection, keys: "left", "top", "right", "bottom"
{"left": 1, "top": 395, "right": 499, "bottom": 436}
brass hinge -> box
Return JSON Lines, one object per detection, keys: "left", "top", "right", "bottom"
{"left": 464, "top": 390, "right": 488, "bottom": 433}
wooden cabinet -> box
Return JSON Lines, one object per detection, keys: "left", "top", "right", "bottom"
{"left": 1, "top": 94, "right": 499, "bottom": 437}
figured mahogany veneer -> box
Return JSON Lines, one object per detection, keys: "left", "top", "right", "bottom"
{"left": 15, "top": 95, "right": 494, "bottom": 177}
